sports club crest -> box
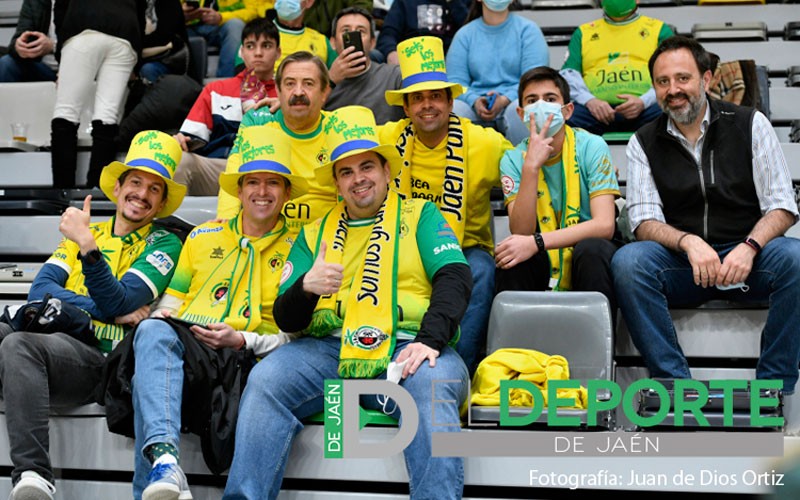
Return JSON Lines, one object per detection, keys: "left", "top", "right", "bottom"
{"left": 316, "top": 148, "right": 329, "bottom": 165}
{"left": 269, "top": 252, "right": 285, "bottom": 273}
{"left": 350, "top": 326, "right": 389, "bottom": 350}
{"left": 210, "top": 282, "right": 229, "bottom": 306}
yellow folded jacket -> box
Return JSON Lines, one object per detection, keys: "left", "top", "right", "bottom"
{"left": 470, "top": 348, "right": 587, "bottom": 409}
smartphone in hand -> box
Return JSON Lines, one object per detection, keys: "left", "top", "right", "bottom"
{"left": 185, "top": 0, "right": 201, "bottom": 9}
{"left": 485, "top": 93, "right": 497, "bottom": 110}
{"left": 342, "top": 30, "right": 366, "bottom": 69}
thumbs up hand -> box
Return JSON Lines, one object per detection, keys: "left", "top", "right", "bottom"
{"left": 60, "top": 195, "right": 97, "bottom": 253}
{"left": 302, "top": 241, "right": 345, "bottom": 297}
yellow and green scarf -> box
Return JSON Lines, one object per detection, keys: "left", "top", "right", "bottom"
{"left": 536, "top": 126, "right": 581, "bottom": 291}
{"left": 310, "top": 192, "right": 402, "bottom": 378}
{"left": 179, "top": 214, "right": 289, "bottom": 332}
{"left": 393, "top": 114, "right": 468, "bottom": 243}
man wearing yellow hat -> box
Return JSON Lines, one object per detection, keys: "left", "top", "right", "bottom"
{"left": 0, "top": 130, "right": 185, "bottom": 500}
{"left": 379, "top": 36, "right": 514, "bottom": 374}
{"left": 223, "top": 106, "right": 472, "bottom": 500}
{"left": 131, "top": 129, "right": 305, "bottom": 500}
{"left": 217, "top": 50, "right": 337, "bottom": 234}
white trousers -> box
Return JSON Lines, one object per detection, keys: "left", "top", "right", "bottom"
{"left": 53, "top": 30, "right": 136, "bottom": 125}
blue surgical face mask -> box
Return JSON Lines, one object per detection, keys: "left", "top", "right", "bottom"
{"left": 275, "top": 0, "right": 303, "bottom": 22}
{"left": 483, "top": 0, "right": 513, "bottom": 12}
{"left": 522, "top": 100, "right": 566, "bottom": 138}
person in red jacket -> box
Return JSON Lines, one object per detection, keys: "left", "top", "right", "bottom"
{"left": 173, "top": 17, "right": 282, "bottom": 195}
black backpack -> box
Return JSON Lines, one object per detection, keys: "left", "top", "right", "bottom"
{"left": 0, "top": 293, "right": 97, "bottom": 347}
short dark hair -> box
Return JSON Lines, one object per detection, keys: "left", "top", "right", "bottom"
{"left": 333, "top": 152, "right": 388, "bottom": 180}
{"left": 648, "top": 35, "right": 713, "bottom": 80}
{"left": 276, "top": 51, "right": 331, "bottom": 91}
{"left": 331, "top": 6, "right": 376, "bottom": 39}
{"left": 242, "top": 17, "right": 280, "bottom": 47}
{"left": 117, "top": 169, "right": 168, "bottom": 202}
{"left": 402, "top": 87, "right": 453, "bottom": 106}
{"left": 517, "top": 66, "right": 571, "bottom": 104}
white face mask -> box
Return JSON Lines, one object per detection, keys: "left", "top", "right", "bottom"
{"left": 522, "top": 100, "right": 566, "bottom": 138}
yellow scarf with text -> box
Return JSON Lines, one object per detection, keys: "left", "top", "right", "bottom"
{"left": 537, "top": 126, "right": 581, "bottom": 290}
{"left": 393, "top": 113, "right": 467, "bottom": 243}
{"left": 312, "top": 192, "right": 401, "bottom": 378}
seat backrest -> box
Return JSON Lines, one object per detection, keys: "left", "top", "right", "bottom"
{"left": 692, "top": 21, "right": 767, "bottom": 42}
{"left": 187, "top": 36, "right": 208, "bottom": 85}
{"left": 487, "top": 291, "right": 613, "bottom": 381}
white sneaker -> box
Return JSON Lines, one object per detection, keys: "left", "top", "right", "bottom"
{"left": 9, "top": 471, "right": 55, "bottom": 500}
{"left": 142, "top": 461, "right": 193, "bottom": 500}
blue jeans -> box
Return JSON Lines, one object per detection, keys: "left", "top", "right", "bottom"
{"left": 567, "top": 101, "right": 663, "bottom": 136}
{"left": 187, "top": 18, "right": 245, "bottom": 77}
{"left": 0, "top": 55, "right": 57, "bottom": 82}
{"left": 456, "top": 247, "right": 495, "bottom": 374}
{"left": 453, "top": 98, "right": 528, "bottom": 146}
{"left": 222, "top": 336, "right": 469, "bottom": 500}
{"left": 131, "top": 319, "right": 186, "bottom": 500}
{"left": 612, "top": 237, "right": 800, "bottom": 393}
{"left": 0, "top": 326, "right": 106, "bottom": 485}
{"left": 138, "top": 61, "right": 170, "bottom": 84}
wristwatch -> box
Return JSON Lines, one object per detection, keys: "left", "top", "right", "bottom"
{"left": 743, "top": 237, "right": 762, "bottom": 254}
{"left": 80, "top": 249, "right": 103, "bottom": 265}
{"left": 533, "top": 232, "right": 546, "bottom": 253}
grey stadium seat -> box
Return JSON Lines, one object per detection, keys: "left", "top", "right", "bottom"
{"left": 470, "top": 291, "right": 615, "bottom": 429}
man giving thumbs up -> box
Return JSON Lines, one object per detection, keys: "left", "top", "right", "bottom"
{"left": 0, "top": 131, "right": 185, "bottom": 500}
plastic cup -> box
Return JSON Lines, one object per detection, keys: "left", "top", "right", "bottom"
{"left": 11, "top": 122, "right": 29, "bottom": 142}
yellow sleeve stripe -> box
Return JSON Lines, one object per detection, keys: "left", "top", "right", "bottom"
{"left": 589, "top": 189, "right": 621, "bottom": 199}
{"left": 165, "top": 287, "right": 188, "bottom": 301}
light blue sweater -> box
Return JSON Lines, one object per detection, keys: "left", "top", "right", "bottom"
{"left": 446, "top": 13, "right": 549, "bottom": 108}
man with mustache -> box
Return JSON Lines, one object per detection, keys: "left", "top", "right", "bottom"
{"left": 217, "top": 51, "right": 336, "bottom": 234}
{"left": 0, "top": 131, "right": 185, "bottom": 500}
{"left": 612, "top": 37, "right": 800, "bottom": 396}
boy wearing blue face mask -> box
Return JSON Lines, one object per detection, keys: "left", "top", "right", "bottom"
{"left": 496, "top": 66, "right": 622, "bottom": 316}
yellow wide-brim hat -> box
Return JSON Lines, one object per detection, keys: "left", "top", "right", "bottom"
{"left": 316, "top": 106, "right": 402, "bottom": 187}
{"left": 385, "top": 36, "right": 465, "bottom": 107}
{"left": 100, "top": 130, "right": 187, "bottom": 218}
{"left": 219, "top": 128, "right": 309, "bottom": 199}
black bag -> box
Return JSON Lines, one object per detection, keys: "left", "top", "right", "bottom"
{"left": 98, "top": 319, "right": 256, "bottom": 474}
{"left": 0, "top": 293, "right": 98, "bottom": 347}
